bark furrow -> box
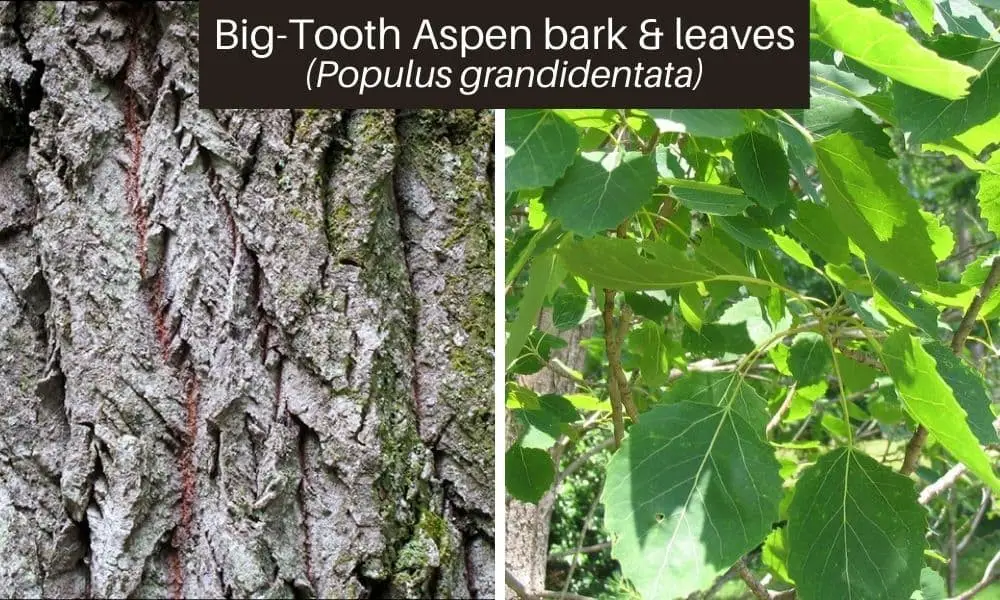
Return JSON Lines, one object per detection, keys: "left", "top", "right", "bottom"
{"left": 0, "top": 2, "right": 494, "bottom": 598}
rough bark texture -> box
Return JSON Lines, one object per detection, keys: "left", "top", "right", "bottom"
{"left": 0, "top": 2, "right": 494, "bottom": 599}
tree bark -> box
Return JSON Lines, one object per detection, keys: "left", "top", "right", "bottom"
{"left": 505, "top": 312, "right": 592, "bottom": 598}
{"left": 0, "top": 2, "right": 494, "bottom": 599}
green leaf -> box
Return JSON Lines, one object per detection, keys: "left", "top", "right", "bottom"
{"left": 696, "top": 229, "right": 754, "bottom": 280}
{"left": 921, "top": 211, "right": 955, "bottom": 261}
{"left": 894, "top": 36, "right": 1000, "bottom": 147}
{"left": 869, "top": 264, "right": 941, "bottom": 336}
{"left": 810, "top": 60, "right": 877, "bottom": 100}
{"left": 625, "top": 291, "right": 673, "bottom": 321}
{"left": 881, "top": 331, "right": 1000, "bottom": 494}
{"left": 934, "top": 0, "right": 998, "bottom": 40}
{"left": 771, "top": 232, "right": 815, "bottom": 269}
{"left": 903, "top": 0, "right": 935, "bottom": 33}
{"left": 815, "top": 134, "right": 939, "bottom": 285}
{"left": 505, "top": 109, "right": 579, "bottom": 192}
{"left": 515, "top": 409, "right": 561, "bottom": 450}
{"left": 787, "top": 201, "right": 851, "bottom": 266}
{"left": 644, "top": 109, "right": 747, "bottom": 138}
{"left": 978, "top": 153, "right": 1000, "bottom": 238}
{"left": 803, "top": 97, "right": 894, "bottom": 158}
{"left": 810, "top": 0, "right": 977, "bottom": 99}
{"left": 717, "top": 216, "right": 774, "bottom": 250}
{"left": 788, "top": 381, "right": 827, "bottom": 421}
{"left": 554, "top": 108, "right": 617, "bottom": 129}
{"left": 955, "top": 113, "right": 1000, "bottom": 155}
{"left": 787, "top": 448, "right": 926, "bottom": 600}
{"left": 543, "top": 151, "right": 657, "bottom": 237}
{"left": 509, "top": 330, "right": 567, "bottom": 375}
{"left": 506, "top": 253, "right": 557, "bottom": 368}
{"left": 922, "top": 342, "right": 1000, "bottom": 445}
{"left": 551, "top": 283, "right": 597, "bottom": 331}
{"left": 719, "top": 296, "right": 789, "bottom": 347}
{"left": 911, "top": 568, "right": 947, "bottom": 600}
{"left": 762, "top": 528, "right": 793, "bottom": 585}
{"left": 821, "top": 412, "right": 852, "bottom": 440}
{"left": 602, "top": 401, "right": 782, "bottom": 600}
{"left": 835, "top": 352, "right": 880, "bottom": 393}
{"left": 789, "top": 332, "right": 833, "bottom": 387}
{"left": 679, "top": 285, "right": 705, "bottom": 331}
{"left": 505, "top": 445, "right": 554, "bottom": 504}
{"left": 505, "top": 383, "right": 540, "bottom": 410}
{"left": 627, "top": 322, "right": 672, "bottom": 387}
{"left": 663, "top": 371, "right": 771, "bottom": 433}
{"left": 558, "top": 238, "right": 714, "bottom": 291}
{"left": 682, "top": 324, "right": 756, "bottom": 358}
{"left": 564, "top": 393, "right": 612, "bottom": 412}
{"left": 665, "top": 179, "right": 753, "bottom": 216}
{"left": 732, "top": 132, "right": 792, "bottom": 211}
{"left": 826, "top": 264, "right": 873, "bottom": 294}
{"left": 537, "top": 394, "right": 580, "bottom": 423}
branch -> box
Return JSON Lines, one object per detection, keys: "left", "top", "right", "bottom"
{"left": 506, "top": 568, "right": 534, "bottom": 600}
{"left": 547, "top": 358, "right": 588, "bottom": 385}
{"left": 549, "top": 542, "right": 612, "bottom": 559}
{"left": 603, "top": 289, "right": 625, "bottom": 447}
{"left": 900, "top": 427, "right": 929, "bottom": 476}
{"left": 699, "top": 564, "right": 739, "bottom": 600}
{"left": 736, "top": 558, "right": 771, "bottom": 600}
{"left": 957, "top": 488, "right": 991, "bottom": 553}
{"left": 553, "top": 437, "right": 615, "bottom": 490}
{"left": 919, "top": 464, "right": 967, "bottom": 505}
{"left": 951, "top": 548, "right": 1000, "bottom": 600}
{"left": 766, "top": 383, "right": 797, "bottom": 438}
{"left": 940, "top": 239, "right": 999, "bottom": 266}
{"left": 902, "top": 259, "right": 1000, "bottom": 475}
{"left": 953, "top": 260, "right": 1000, "bottom": 353}
{"left": 561, "top": 480, "right": 604, "bottom": 595}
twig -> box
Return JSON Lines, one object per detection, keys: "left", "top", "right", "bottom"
{"left": 940, "top": 239, "right": 999, "bottom": 266}
{"left": 736, "top": 558, "right": 771, "bottom": 600}
{"left": 919, "top": 464, "right": 967, "bottom": 505}
{"left": 791, "top": 415, "right": 813, "bottom": 442}
{"left": 953, "top": 260, "right": 1000, "bottom": 352}
{"left": 506, "top": 568, "right": 534, "bottom": 600}
{"left": 614, "top": 303, "right": 639, "bottom": 422}
{"left": 549, "top": 542, "right": 612, "bottom": 559}
{"left": 553, "top": 438, "right": 615, "bottom": 491}
{"left": 950, "top": 548, "right": 1000, "bottom": 600}
{"left": 949, "top": 488, "right": 959, "bottom": 595}
{"left": 603, "top": 289, "right": 625, "bottom": 448}
{"left": 767, "top": 383, "right": 797, "bottom": 438}
{"left": 602, "top": 225, "right": 641, "bottom": 447}
{"left": 700, "top": 564, "right": 740, "bottom": 599}
{"left": 548, "top": 358, "right": 588, "bottom": 385}
{"left": 901, "top": 427, "right": 929, "bottom": 476}
{"left": 902, "top": 260, "right": 1000, "bottom": 475}
{"left": 957, "top": 488, "right": 991, "bottom": 553}
{"left": 654, "top": 196, "right": 677, "bottom": 234}
{"left": 561, "top": 480, "right": 604, "bottom": 595}
{"left": 835, "top": 344, "right": 885, "bottom": 372}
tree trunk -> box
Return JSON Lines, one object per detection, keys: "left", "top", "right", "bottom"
{"left": 0, "top": 2, "right": 494, "bottom": 599}
{"left": 505, "top": 313, "right": 591, "bottom": 598}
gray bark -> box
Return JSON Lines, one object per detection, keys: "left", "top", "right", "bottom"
{"left": 0, "top": 2, "right": 494, "bottom": 599}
